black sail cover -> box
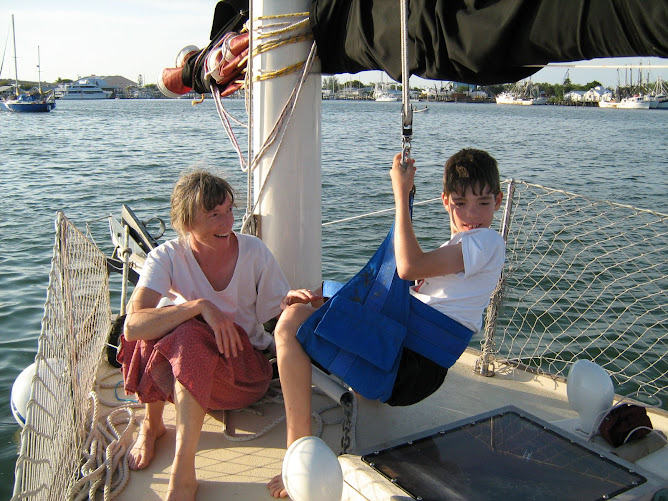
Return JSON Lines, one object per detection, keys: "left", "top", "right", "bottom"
{"left": 309, "top": 0, "right": 668, "bottom": 84}
{"left": 205, "top": 0, "right": 667, "bottom": 86}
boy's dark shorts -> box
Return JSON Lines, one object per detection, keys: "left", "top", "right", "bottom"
{"left": 386, "top": 349, "right": 448, "bottom": 407}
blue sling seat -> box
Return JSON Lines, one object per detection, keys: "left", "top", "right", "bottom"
{"left": 297, "top": 223, "right": 474, "bottom": 403}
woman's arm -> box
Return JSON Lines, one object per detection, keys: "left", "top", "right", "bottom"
{"left": 124, "top": 286, "right": 244, "bottom": 358}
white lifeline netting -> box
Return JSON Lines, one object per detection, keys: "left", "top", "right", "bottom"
{"left": 486, "top": 181, "right": 667, "bottom": 399}
{"left": 13, "top": 213, "right": 112, "bottom": 501}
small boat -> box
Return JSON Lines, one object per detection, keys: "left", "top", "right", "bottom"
{"left": 651, "top": 77, "right": 668, "bottom": 109}
{"left": 2, "top": 90, "right": 56, "bottom": 112}
{"left": 496, "top": 81, "right": 548, "bottom": 105}
{"left": 617, "top": 96, "right": 651, "bottom": 110}
{"left": 1, "top": 16, "right": 55, "bottom": 113}
{"left": 374, "top": 92, "right": 398, "bottom": 102}
{"left": 373, "top": 82, "right": 398, "bottom": 102}
{"left": 598, "top": 99, "right": 619, "bottom": 109}
{"left": 412, "top": 104, "right": 429, "bottom": 113}
{"left": 54, "top": 77, "right": 113, "bottom": 100}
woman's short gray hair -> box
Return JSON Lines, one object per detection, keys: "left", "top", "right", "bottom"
{"left": 170, "top": 170, "right": 235, "bottom": 237}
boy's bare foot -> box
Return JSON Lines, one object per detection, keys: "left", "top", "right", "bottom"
{"left": 267, "top": 474, "right": 288, "bottom": 498}
{"left": 128, "top": 420, "right": 166, "bottom": 470}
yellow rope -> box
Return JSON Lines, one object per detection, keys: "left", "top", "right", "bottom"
{"left": 255, "top": 12, "right": 309, "bottom": 20}
{"left": 253, "top": 32, "right": 312, "bottom": 57}
{"left": 253, "top": 61, "right": 306, "bottom": 82}
{"left": 256, "top": 19, "right": 310, "bottom": 39}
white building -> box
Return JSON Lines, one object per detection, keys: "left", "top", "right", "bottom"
{"left": 564, "top": 90, "right": 586, "bottom": 102}
{"left": 583, "top": 85, "right": 613, "bottom": 102}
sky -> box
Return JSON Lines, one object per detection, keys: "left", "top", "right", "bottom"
{"left": 2, "top": 1, "right": 667, "bottom": 90}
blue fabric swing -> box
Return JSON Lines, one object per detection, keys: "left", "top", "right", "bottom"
{"left": 297, "top": 204, "right": 474, "bottom": 403}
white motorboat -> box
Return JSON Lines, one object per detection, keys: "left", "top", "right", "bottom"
{"left": 495, "top": 81, "right": 547, "bottom": 105}
{"left": 618, "top": 96, "right": 651, "bottom": 110}
{"left": 55, "top": 77, "right": 113, "bottom": 100}
{"left": 598, "top": 99, "right": 619, "bottom": 108}
{"left": 374, "top": 93, "right": 398, "bottom": 102}
{"left": 373, "top": 82, "right": 398, "bottom": 101}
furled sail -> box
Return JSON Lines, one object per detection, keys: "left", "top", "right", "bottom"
{"left": 177, "top": 0, "right": 668, "bottom": 95}
{"left": 311, "top": 0, "right": 668, "bottom": 84}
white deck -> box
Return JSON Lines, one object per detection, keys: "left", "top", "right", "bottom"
{"left": 111, "top": 350, "right": 668, "bottom": 500}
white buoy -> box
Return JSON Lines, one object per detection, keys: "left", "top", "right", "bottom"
{"left": 567, "top": 359, "right": 615, "bottom": 435}
{"left": 11, "top": 363, "right": 36, "bottom": 428}
{"left": 282, "top": 436, "right": 343, "bottom": 501}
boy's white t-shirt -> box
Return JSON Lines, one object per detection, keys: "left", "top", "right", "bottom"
{"left": 137, "top": 233, "right": 290, "bottom": 350}
{"left": 410, "top": 228, "right": 505, "bottom": 332}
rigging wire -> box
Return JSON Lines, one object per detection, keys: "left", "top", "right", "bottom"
{"left": 400, "top": 0, "right": 412, "bottom": 167}
{"left": 246, "top": 5, "right": 255, "bottom": 236}
{"left": 0, "top": 20, "right": 10, "bottom": 78}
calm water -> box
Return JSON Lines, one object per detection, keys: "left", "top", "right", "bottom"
{"left": 0, "top": 98, "right": 666, "bottom": 495}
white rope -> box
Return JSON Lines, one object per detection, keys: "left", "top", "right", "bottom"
{"left": 211, "top": 83, "right": 249, "bottom": 173}
{"left": 220, "top": 381, "right": 354, "bottom": 445}
{"left": 246, "top": 12, "right": 255, "bottom": 233}
{"left": 67, "top": 391, "right": 142, "bottom": 501}
{"left": 240, "top": 39, "right": 318, "bottom": 235}
{"left": 322, "top": 197, "right": 442, "bottom": 227}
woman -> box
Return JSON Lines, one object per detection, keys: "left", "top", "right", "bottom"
{"left": 119, "top": 169, "right": 318, "bottom": 501}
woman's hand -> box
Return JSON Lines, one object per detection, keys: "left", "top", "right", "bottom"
{"left": 198, "top": 299, "right": 244, "bottom": 358}
{"left": 280, "top": 289, "right": 322, "bottom": 310}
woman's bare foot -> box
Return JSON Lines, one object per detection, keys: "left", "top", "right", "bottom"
{"left": 128, "top": 420, "right": 166, "bottom": 470}
{"left": 165, "top": 478, "right": 198, "bottom": 501}
{"left": 166, "top": 463, "right": 198, "bottom": 501}
{"left": 267, "top": 474, "right": 288, "bottom": 498}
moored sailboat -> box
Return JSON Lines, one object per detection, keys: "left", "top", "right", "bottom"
{"left": 1, "top": 16, "right": 55, "bottom": 113}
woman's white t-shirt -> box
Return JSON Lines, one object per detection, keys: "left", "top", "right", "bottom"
{"left": 410, "top": 228, "right": 505, "bottom": 332}
{"left": 137, "top": 233, "right": 290, "bottom": 350}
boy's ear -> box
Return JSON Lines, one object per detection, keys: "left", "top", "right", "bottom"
{"left": 441, "top": 193, "right": 450, "bottom": 213}
{"left": 495, "top": 192, "right": 503, "bottom": 210}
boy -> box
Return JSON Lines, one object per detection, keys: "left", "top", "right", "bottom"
{"left": 268, "top": 149, "right": 505, "bottom": 498}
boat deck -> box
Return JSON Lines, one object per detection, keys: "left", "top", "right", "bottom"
{"left": 107, "top": 349, "right": 667, "bottom": 500}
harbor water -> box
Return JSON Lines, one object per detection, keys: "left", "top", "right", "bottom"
{"left": 1, "top": 98, "right": 667, "bottom": 495}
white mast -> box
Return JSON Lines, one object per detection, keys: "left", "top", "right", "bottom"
{"left": 11, "top": 14, "right": 18, "bottom": 97}
{"left": 251, "top": 0, "right": 322, "bottom": 290}
{"left": 37, "top": 45, "right": 41, "bottom": 94}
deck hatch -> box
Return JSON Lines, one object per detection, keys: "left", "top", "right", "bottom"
{"left": 362, "top": 407, "right": 646, "bottom": 501}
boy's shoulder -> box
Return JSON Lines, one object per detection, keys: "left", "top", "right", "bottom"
{"left": 450, "top": 227, "right": 504, "bottom": 247}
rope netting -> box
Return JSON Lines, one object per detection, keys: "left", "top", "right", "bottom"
{"left": 12, "top": 211, "right": 352, "bottom": 500}
{"left": 486, "top": 181, "right": 667, "bottom": 400}
{"left": 12, "top": 213, "right": 115, "bottom": 500}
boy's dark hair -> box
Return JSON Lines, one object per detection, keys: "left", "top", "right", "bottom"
{"left": 443, "top": 148, "right": 501, "bottom": 196}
